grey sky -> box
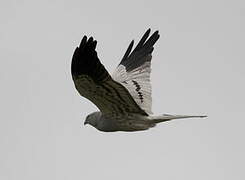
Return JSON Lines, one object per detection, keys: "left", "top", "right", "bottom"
{"left": 0, "top": 0, "right": 244, "bottom": 179}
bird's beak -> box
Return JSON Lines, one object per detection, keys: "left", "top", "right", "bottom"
{"left": 84, "top": 121, "right": 88, "bottom": 125}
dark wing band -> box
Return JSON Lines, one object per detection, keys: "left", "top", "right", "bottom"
{"left": 71, "top": 36, "right": 148, "bottom": 116}
{"left": 119, "top": 29, "right": 160, "bottom": 72}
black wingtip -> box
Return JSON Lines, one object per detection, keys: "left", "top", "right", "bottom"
{"left": 79, "top": 36, "right": 87, "bottom": 49}
{"left": 146, "top": 28, "right": 151, "bottom": 33}
{"left": 145, "top": 28, "right": 159, "bottom": 37}
{"left": 133, "top": 29, "right": 152, "bottom": 52}
{"left": 119, "top": 29, "right": 160, "bottom": 71}
{"left": 71, "top": 35, "right": 110, "bottom": 82}
{"left": 121, "top": 40, "right": 134, "bottom": 62}
{"left": 91, "top": 40, "right": 97, "bottom": 50}
{"left": 144, "top": 30, "right": 160, "bottom": 49}
{"left": 151, "top": 30, "right": 160, "bottom": 39}
{"left": 152, "top": 30, "right": 160, "bottom": 37}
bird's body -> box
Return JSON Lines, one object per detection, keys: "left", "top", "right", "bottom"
{"left": 85, "top": 111, "right": 206, "bottom": 132}
{"left": 85, "top": 112, "right": 155, "bottom": 132}
{"left": 71, "top": 29, "right": 206, "bottom": 132}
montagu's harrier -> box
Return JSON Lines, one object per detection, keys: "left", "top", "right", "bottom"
{"left": 71, "top": 29, "right": 206, "bottom": 132}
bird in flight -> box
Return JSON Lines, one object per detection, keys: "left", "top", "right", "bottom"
{"left": 71, "top": 29, "right": 206, "bottom": 132}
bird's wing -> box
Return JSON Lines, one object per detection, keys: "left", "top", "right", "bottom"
{"left": 71, "top": 36, "right": 148, "bottom": 116}
{"left": 112, "top": 29, "right": 160, "bottom": 114}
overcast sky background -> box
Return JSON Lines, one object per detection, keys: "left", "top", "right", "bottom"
{"left": 1, "top": 0, "right": 245, "bottom": 179}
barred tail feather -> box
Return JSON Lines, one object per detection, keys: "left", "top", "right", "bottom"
{"left": 150, "top": 114, "right": 207, "bottom": 124}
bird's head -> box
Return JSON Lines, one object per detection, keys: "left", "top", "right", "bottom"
{"left": 84, "top": 112, "right": 101, "bottom": 128}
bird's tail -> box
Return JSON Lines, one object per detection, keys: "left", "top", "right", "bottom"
{"left": 149, "top": 114, "right": 207, "bottom": 124}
